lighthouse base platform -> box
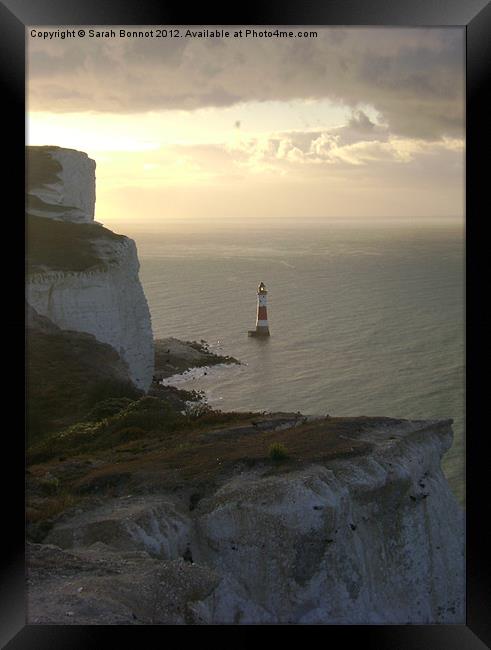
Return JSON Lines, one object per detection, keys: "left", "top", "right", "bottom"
{"left": 248, "top": 327, "right": 270, "bottom": 337}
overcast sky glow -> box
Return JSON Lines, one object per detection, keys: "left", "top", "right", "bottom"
{"left": 27, "top": 26, "right": 465, "bottom": 225}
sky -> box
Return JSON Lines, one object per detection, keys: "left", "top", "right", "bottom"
{"left": 27, "top": 26, "right": 465, "bottom": 226}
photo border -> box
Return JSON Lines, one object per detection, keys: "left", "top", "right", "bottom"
{"left": 2, "top": 0, "right": 489, "bottom": 645}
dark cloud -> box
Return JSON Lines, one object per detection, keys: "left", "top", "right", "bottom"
{"left": 348, "top": 110, "right": 376, "bottom": 131}
{"left": 28, "top": 27, "right": 464, "bottom": 140}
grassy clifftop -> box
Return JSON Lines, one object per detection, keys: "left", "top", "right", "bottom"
{"left": 27, "top": 214, "right": 126, "bottom": 275}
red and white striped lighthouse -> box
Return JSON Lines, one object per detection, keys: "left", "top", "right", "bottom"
{"left": 248, "top": 282, "right": 270, "bottom": 337}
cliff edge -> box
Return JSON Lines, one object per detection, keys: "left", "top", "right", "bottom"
{"left": 27, "top": 416, "right": 464, "bottom": 624}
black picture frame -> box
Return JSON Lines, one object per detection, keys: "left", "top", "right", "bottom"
{"left": 3, "top": 0, "right": 489, "bottom": 646}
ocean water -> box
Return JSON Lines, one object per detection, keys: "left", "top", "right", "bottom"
{"left": 124, "top": 218, "right": 465, "bottom": 504}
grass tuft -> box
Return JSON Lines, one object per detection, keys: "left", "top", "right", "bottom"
{"left": 269, "top": 442, "right": 289, "bottom": 461}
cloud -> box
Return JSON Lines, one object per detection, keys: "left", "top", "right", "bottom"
{"left": 348, "top": 109, "right": 376, "bottom": 131}
{"left": 28, "top": 27, "right": 464, "bottom": 140}
{"left": 225, "top": 123, "right": 463, "bottom": 176}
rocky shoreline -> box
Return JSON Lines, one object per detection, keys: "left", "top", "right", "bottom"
{"left": 153, "top": 337, "right": 241, "bottom": 382}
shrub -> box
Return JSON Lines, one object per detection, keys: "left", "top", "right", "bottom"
{"left": 269, "top": 443, "right": 289, "bottom": 461}
{"left": 112, "top": 426, "right": 147, "bottom": 443}
{"left": 106, "top": 396, "right": 184, "bottom": 433}
{"left": 185, "top": 401, "right": 214, "bottom": 419}
{"left": 83, "top": 397, "right": 135, "bottom": 422}
{"left": 28, "top": 395, "right": 189, "bottom": 462}
{"left": 86, "top": 378, "right": 142, "bottom": 407}
{"left": 38, "top": 474, "right": 60, "bottom": 495}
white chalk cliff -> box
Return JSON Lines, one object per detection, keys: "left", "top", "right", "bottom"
{"left": 27, "top": 146, "right": 96, "bottom": 223}
{"left": 37, "top": 418, "right": 464, "bottom": 624}
{"left": 26, "top": 146, "right": 154, "bottom": 391}
{"left": 193, "top": 419, "right": 465, "bottom": 624}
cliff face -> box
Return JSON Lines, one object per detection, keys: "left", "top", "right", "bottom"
{"left": 27, "top": 236, "right": 154, "bottom": 391}
{"left": 26, "top": 147, "right": 154, "bottom": 391}
{"left": 27, "top": 146, "right": 96, "bottom": 223}
{"left": 30, "top": 417, "right": 464, "bottom": 624}
{"left": 193, "top": 419, "right": 464, "bottom": 624}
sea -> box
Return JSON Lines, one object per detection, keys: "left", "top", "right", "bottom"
{"left": 121, "top": 217, "right": 465, "bottom": 505}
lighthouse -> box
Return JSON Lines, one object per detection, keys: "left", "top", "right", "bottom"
{"left": 248, "top": 282, "right": 270, "bottom": 337}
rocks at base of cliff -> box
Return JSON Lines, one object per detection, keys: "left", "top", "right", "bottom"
{"left": 153, "top": 337, "right": 240, "bottom": 382}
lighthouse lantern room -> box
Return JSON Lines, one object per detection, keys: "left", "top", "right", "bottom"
{"left": 248, "top": 281, "right": 270, "bottom": 337}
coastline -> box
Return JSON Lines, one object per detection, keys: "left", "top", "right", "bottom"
{"left": 153, "top": 337, "right": 241, "bottom": 383}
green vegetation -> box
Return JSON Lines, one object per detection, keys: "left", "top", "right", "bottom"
{"left": 37, "top": 473, "right": 60, "bottom": 496}
{"left": 269, "top": 442, "right": 289, "bottom": 461}
{"left": 29, "top": 396, "right": 185, "bottom": 462}
{"left": 27, "top": 214, "right": 125, "bottom": 275}
{"left": 85, "top": 380, "right": 141, "bottom": 407}
{"left": 27, "top": 391, "right": 373, "bottom": 540}
{"left": 26, "top": 315, "right": 231, "bottom": 458}
{"left": 27, "top": 393, "right": 249, "bottom": 464}
{"left": 26, "top": 320, "right": 143, "bottom": 443}
{"left": 26, "top": 301, "right": 375, "bottom": 544}
{"left": 82, "top": 397, "right": 136, "bottom": 422}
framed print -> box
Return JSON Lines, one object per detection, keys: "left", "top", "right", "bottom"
{"left": 2, "top": 0, "right": 489, "bottom": 646}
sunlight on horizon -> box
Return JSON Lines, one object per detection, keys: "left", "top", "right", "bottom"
{"left": 26, "top": 27, "right": 465, "bottom": 225}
